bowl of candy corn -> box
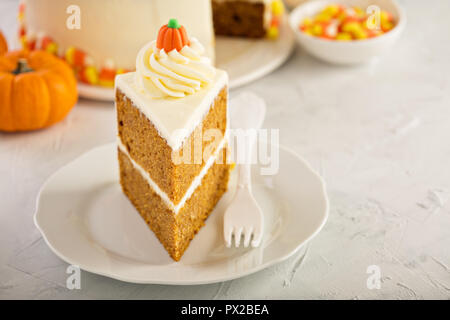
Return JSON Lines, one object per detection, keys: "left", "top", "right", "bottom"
{"left": 289, "top": 0, "right": 406, "bottom": 64}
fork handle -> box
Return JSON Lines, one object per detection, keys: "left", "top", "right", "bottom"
{"left": 238, "top": 130, "right": 257, "bottom": 190}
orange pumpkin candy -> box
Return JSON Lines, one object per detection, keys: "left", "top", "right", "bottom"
{"left": 0, "top": 31, "right": 7, "bottom": 55}
{"left": 157, "top": 19, "right": 190, "bottom": 52}
{"left": 0, "top": 50, "right": 78, "bottom": 132}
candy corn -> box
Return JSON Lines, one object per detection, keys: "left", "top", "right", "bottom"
{"left": 99, "top": 59, "right": 116, "bottom": 87}
{"left": 299, "top": 4, "right": 396, "bottom": 41}
{"left": 271, "top": 0, "right": 284, "bottom": 16}
{"left": 17, "top": 2, "right": 130, "bottom": 88}
{"left": 267, "top": 0, "right": 284, "bottom": 39}
{"left": 79, "top": 66, "right": 99, "bottom": 85}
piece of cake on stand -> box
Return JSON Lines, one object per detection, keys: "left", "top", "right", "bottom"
{"left": 115, "top": 19, "right": 232, "bottom": 261}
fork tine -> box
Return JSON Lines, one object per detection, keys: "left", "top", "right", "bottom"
{"left": 251, "top": 224, "right": 263, "bottom": 248}
{"left": 243, "top": 227, "right": 253, "bottom": 247}
{"left": 234, "top": 227, "right": 243, "bottom": 247}
{"left": 224, "top": 225, "right": 233, "bottom": 248}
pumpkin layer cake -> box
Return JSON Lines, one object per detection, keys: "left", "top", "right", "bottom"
{"left": 115, "top": 20, "right": 231, "bottom": 261}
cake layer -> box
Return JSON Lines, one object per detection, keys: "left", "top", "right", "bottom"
{"left": 117, "top": 134, "right": 229, "bottom": 214}
{"left": 116, "top": 79, "right": 228, "bottom": 205}
{"left": 23, "top": 0, "right": 215, "bottom": 70}
{"left": 212, "top": 0, "right": 271, "bottom": 38}
{"left": 119, "top": 148, "right": 231, "bottom": 261}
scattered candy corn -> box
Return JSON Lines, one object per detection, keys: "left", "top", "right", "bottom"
{"left": 267, "top": 26, "right": 279, "bottom": 39}
{"left": 18, "top": 2, "right": 132, "bottom": 87}
{"left": 267, "top": 0, "right": 285, "bottom": 39}
{"left": 271, "top": 0, "right": 284, "bottom": 16}
{"left": 99, "top": 59, "right": 116, "bottom": 87}
{"left": 80, "top": 66, "right": 99, "bottom": 85}
{"left": 299, "top": 4, "right": 396, "bottom": 41}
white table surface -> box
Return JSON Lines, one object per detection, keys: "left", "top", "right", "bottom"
{"left": 1, "top": 0, "right": 449, "bottom": 300}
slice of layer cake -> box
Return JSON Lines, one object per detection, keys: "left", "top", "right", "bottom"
{"left": 115, "top": 19, "right": 231, "bottom": 261}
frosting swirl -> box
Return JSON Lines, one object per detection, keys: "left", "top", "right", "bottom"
{"left": 135, "top": 38, "right": 216, "bottom": 98}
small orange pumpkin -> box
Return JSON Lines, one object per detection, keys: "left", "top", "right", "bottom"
{"left": 157, "top": 19, "right": 190, "bottom": 52}
{"left": 0, "top": 50, "right": 78, "bottom": 132}
{"left": 0, "top": 31, "right": 7, "bottom": 55}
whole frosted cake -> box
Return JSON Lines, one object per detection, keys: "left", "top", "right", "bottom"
{"left": 19, "top": 0, "right": 215, "bottom": 87}
{"left": 19, "top": 0, "right": 283, "bottom": 88}
{"left": 115, "top": 20, "right": 232, "bottom": 261}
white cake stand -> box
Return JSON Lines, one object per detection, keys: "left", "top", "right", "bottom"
{"left": 78, "top": 16, "right": 295, "bottom": 101}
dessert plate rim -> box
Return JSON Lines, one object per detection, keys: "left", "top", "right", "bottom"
{"left": 34, "top": 142, "right": 328, "bottom": 285}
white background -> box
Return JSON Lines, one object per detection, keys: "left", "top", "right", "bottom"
{"left": 1, "top": 0, "right": 449, "bottom": 299}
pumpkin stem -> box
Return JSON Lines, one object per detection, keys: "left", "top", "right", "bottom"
{"left": 168, "top": 18, "right": 181, "bottom": 29}
{"left": 12, "top": 58, "right": 34, "bottom": 75}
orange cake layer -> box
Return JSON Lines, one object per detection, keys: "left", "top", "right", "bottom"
{"left": 118, "top": 147, "right": 231, "bottom": 261}
{"left": 212, "top": 1, "right": 267, "bottom": 38}
{"left": 116, "top": 87, "right": 228, "bottom": 205}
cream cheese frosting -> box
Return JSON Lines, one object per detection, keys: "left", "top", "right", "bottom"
{"left": 135, "top": 38, "right": 216, "bottom": 98}
{"left": 116, "top": 71, "right": 227, "bottom": 151}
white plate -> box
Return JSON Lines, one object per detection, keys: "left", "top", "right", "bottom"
{"left": 34, "top": 143, "right": 328, "bottom": 285}
{"left": 78, "top": 16, "right": 295, "bottom": 101}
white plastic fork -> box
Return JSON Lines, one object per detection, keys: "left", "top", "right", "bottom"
{"left": 224, "top": 92, "right": 266, "bottom": 248}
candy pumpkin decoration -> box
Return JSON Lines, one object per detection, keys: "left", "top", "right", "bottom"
{"left": 0, "top": 50, "right": 78, "bottom": 132}
{"left": 157, "top": 19, "right": 190, "bottom": 52}
{"left": 0, "top": 32, "right": 7, "bottom": 55}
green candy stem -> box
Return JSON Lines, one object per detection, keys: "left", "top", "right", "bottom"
{"left": 168, "top": 18, "right": 181, "bottom": 29}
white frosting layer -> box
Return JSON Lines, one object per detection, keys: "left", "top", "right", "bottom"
{"left": 136, "top": 39, "right": 216, "bottom": 98}
{"left": 116, "top": 70, "right": 228, "bottom": 151}
{"left": 118, "top": 134, "right": 228, "bottom": 215}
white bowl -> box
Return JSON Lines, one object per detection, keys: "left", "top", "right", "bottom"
{"left": 289, "top": 0, "right": 406, "bottom": 64}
